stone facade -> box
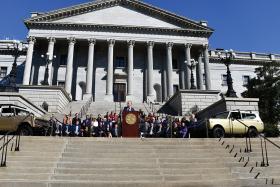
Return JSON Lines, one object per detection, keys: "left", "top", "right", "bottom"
{"left": 158, "top": 90, "right": 221, "bottom": 116}
{"left": 0, "top": 0, "right": 279, "bottom": 107}
{"left": 18, "top": 86, "right": 71, "bottom": 113}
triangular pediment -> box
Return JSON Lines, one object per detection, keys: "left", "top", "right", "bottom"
{"left": 25, "top": 0, "right": 214, "bottom": 36}
{"left": 52, "top": 6, "right": 180, "bottom": 29}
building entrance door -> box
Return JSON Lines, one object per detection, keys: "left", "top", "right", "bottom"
{"left": 113, "top": 83, "right": 126, "bottom": 102}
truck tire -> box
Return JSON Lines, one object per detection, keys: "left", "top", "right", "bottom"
{"left": 18, "top": 124, "right": 33, "bottom": 136}
{"left": 213, "top": 126, "right": 225, "bottom": 138}
{"left": 247, "top": 127, "right": 258, "bottom": 138}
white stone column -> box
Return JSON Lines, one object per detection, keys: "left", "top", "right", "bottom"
{"left": 185, "top": 43, "right": 192, "bottom": 89}
{"left": 203, "top": 44, "right": 211, "bottom": 90}
{"left": 127, "top": 40, "right": 135, "bottom": 96}
{"left": 147, "top": 41, "right": 154, "bottom": 98}
{"left": 106, "top": 39, "right": 115, "bottom": 97}
{"left": 166, "top": 42, "right": 174, "bottom": 98}
{"left": 65, "top": 37, "right": 76, "bottom": 94}
{"left": 23, "top": 36, "right": 36, "bottom": 85}
{"left": 196, "top": 52, "right": 203, "bottom": 90}
{"left": 85, "top": 38, "right": 96, "bottom": 95}
{"left": 47, "top": 37, "right": 56, "bottom": 85}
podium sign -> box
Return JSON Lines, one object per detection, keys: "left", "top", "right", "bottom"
{"left": 122, "top": 111, "right": 139, "bottom": 137}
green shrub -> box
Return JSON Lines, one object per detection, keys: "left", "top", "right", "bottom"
{"left": 263, "top": 123, "right": 280, "bottom": 137}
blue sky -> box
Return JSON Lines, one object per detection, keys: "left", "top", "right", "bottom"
{"left": 0, "top": 0, "right": 279, "bottom": 53}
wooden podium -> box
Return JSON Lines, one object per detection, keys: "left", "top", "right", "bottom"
{"left": 122, "top": 111, "right": 139, "bottom": 137}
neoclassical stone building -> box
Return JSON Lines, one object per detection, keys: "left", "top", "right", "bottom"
{"left": 21, "top": 0, "right": 214, "bottom": 103}
{"left": 1, "top": 0, "right": 280, "bottom": 106}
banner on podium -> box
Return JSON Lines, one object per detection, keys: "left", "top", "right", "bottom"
{"left": 122, "top": 111, "right": 139, "bottom": 137}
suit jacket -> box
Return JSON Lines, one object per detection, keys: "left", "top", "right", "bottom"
{"left": 123, "top": 106, "right": 135, "bottom": 112}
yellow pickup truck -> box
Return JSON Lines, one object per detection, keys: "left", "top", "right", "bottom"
{"left": 0, "top": 104, "right": 50, "bottom": 136}
{"left": 208, "top": 111, "right": 264, "bottom": 138}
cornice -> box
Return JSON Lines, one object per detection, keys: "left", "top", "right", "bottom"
{"left": 25, "top": 22, "right": 212, "bottom": 37}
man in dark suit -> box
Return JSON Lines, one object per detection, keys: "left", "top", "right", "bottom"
{"left": 123, "top": 101, "right": 135, "bottom": 112}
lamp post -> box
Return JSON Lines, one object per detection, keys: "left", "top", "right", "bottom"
{"left": 41, "top": 53, "right": 56, "bottom": 85}
{"left": 187, "top": 59, "right": 198, "bottom": 89}
{"left": 6, "top": 40, "right": 25, "bottom": 91}
{"left": 217, "top": 49, "right": 237, "bottom": 98}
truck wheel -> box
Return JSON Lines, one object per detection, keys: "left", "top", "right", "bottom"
{"left": 248, "top": 127, "right": 258, "bottom": 138}
{"left": 213, "top": 126, "right": 225, "bottom": 138}
{"left": 18, "top": 125, "right": 33, "bottom": 136}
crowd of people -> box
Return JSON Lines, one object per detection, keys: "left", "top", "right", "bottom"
{"left": 49, "top": 101, "right": 200, "bottom": 138}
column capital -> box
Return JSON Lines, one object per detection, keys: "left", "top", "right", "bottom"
{"left": 47, "top": 37, "right": 56, "bottom": 43}
{"left": 27, "top": 36, "right": 36, "bottom": 43}
{"left": 166, "top": 42, "right": 173, "bottom": 48}
{"left": 185, "top": 43, "right": 192, "bottom": 48}
{"left": 127, "top": 40, "right": 135, "bottom": 47}
{"left": 107, "top": 39, "right": 115, "bottom": 45}
{"left": 88, "top": 38, "right": 96, "bottom": 45}
{"left": 147, "top": 41, "right": 154, "bottom": 47}
{"left": 67, "top": 37, "right": 76, "bottom": 44}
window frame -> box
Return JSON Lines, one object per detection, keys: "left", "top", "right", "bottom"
{"left": 0, "top": 67, "right": 8, "bottom": 79}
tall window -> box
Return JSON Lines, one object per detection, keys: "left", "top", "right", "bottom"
{"left": 221, "top": 74, "right": 227, "bottom": 86}
{"left": 59, "top": 54, "right": 67, "bottom": 66}
{"left": 172, "top": 59, "right": 178, "bottom": 70}
{"left": 0, "top": 67, "right": 7, "bottom": 79}
{"left": 243, "top": 75, "right": 250, "bottom": 86}
{"left": 115, "top": 57, "right": 127, "bottom": 68}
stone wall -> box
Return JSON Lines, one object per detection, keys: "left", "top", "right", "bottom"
{"left": 158, "top": 90, "right": 221, "bottom": 116}
{"left": 197, "top": 97, "right": 259, "bottom": 120}
{"left": 0, "top": 92, "right": 46, "bottom": 117}
{"left": 18, "top": 86, "right": 71, "bottom": 113}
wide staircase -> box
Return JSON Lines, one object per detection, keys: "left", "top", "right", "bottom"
{"left": 0, "top": 137, "right": 280, "bottom": 187}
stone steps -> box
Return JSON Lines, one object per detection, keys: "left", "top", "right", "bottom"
{"left": 1, "top": 137, "right": 279, "bottom": 187}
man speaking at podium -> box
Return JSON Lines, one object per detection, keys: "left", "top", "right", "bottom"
{"left": 122, "top": 101, "right": 139, "bottom": 137}
{"left": 123, "top": 101, "right": 135, "bottom": 112}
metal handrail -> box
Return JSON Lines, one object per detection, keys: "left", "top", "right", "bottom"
{"left": 0, "top": 131, "right": 20, "bottom": 167}
{"left": 234, "top": 118, "right": 280, "bottom": 168}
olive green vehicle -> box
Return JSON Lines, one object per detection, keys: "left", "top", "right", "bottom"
{"left": 0, "top": 104, "right": 50, "bottom": 136}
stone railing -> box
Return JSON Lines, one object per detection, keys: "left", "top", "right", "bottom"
{"left": 209, "top": 50, "right": 280, "bottom": 62}
{"left": 78, "top": 95, "right": 93, "bottom": 118}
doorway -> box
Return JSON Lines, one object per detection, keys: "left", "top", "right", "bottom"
{"left": 113, "top": 83, "right": 126, "bottom": 102}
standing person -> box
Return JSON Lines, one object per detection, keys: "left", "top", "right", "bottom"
{"left": 49, "top": 114, "right": 56, "bottom": 136}
{"left": 66, "top": 113, "right": 72, "bottom": 136}
{"left": 113, "top": 124, "right": 120, "bottom": 137}
{"left": 91, "top": 118, "right": 99, "bottom": 137}
{"left": 62, "top": 114, "right": 68, "bottom": 136}
{"left": 123, "top": 101, "right": 135, "bottom": 112}
{"left": 81, "top": 115, "right": 91, "bottom": 137}
{"left": 72, "top": 113, "right": 81, "bottom": 136}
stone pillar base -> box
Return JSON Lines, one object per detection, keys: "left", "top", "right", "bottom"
{"left": 104, "top": 94, "right": 114, "bottom": 102}
{"left": 83, "top": 93, "right": 93, "bottom": 101}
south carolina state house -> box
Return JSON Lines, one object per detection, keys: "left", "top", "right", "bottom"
{"left": 0, "top": 0, "right": 279, "bottom": 115}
